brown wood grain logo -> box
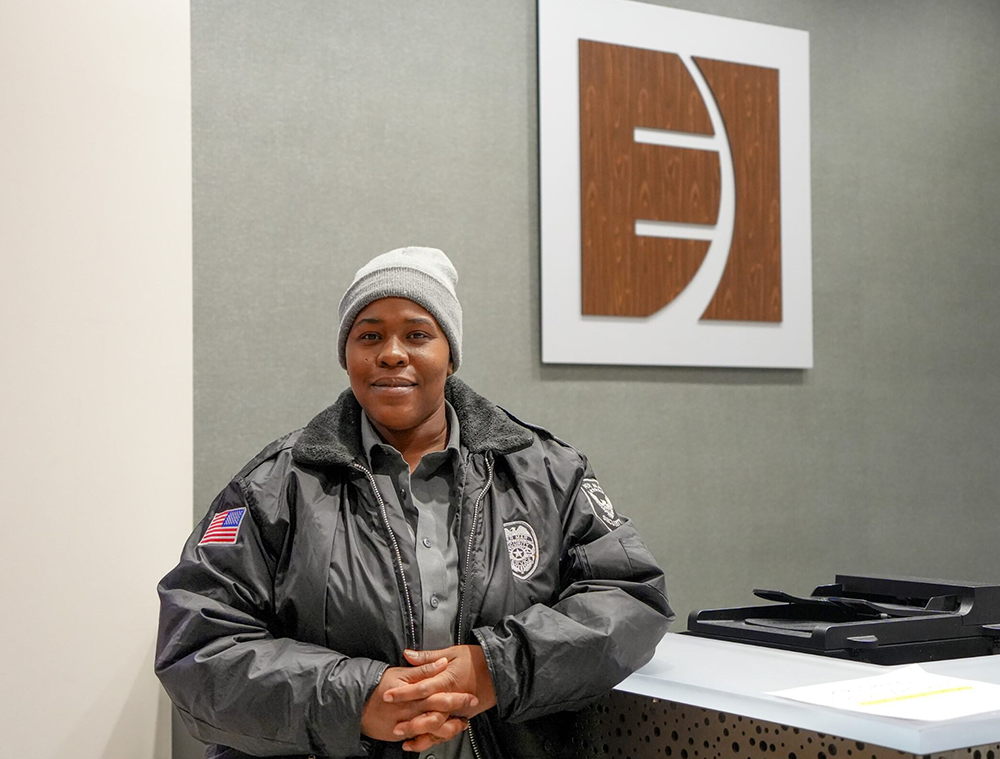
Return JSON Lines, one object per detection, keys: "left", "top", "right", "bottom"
{"left": 580, "top": 40, "right": 782, "bottom": 322}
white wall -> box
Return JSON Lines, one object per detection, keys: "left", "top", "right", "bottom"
{"left": 0, "top": 2, "right": 191, "bottom": 757}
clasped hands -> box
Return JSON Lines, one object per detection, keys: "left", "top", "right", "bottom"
{"left": 361, "top": 644, "right": 497, "bottom": 753}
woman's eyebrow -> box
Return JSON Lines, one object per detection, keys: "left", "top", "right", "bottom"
{"left": 404, "top": 317, "right": 434, "bottom": 326}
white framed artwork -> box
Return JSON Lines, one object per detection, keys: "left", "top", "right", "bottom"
{"left": 539, "top": 0, "right": 812, "bottom": 368}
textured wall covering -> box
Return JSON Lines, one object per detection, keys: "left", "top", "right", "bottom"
{"left": 188, "top": 4, "right": 1000, "bottom": 753}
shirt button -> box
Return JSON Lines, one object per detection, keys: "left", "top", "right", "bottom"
{"left": 422, "top": 537, "right": 431, "bottom": 548}
{"left": 429, "top": 594, "right": 439, "bottom": 609}
{"left": 426, "top": 755, "right": 436, "bottom": 759}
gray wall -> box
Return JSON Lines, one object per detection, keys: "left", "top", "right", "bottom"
{"left": 185, "top": 2, "right": 1000, "bottom": 751}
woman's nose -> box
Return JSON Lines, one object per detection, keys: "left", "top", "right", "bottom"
{"left": 377, "top": 335, "right": 408, "bottom": 366}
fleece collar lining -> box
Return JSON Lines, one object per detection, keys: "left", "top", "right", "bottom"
{"left": 291, "top": 376, "right": 533, "bottom": 468}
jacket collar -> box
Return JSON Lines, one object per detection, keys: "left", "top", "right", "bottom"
{"left": 291, "top": 376, "right": 533, "bottom": 468}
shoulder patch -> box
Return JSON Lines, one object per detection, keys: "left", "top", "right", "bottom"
{"left": 198, "top": 507, "right": 247, "bottom": 546}
{"left": 581, "top": 479, "right": 624, "bottom": 530}
{"left": 503, "top": 520, "right": 539, "bottom": 580}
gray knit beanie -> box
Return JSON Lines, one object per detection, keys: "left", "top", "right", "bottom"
{"left": 337, "top": 246, "right": 463, "bottom": 371}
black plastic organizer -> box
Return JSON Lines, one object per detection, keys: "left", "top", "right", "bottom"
{"left": 686, "top": 574, "right": 1000, "bottom": 665}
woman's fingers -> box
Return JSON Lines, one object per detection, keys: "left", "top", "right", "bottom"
{"left": 403, "top": 647, "right": 454, "bottom": 667}
{"left": 400, "top": 717, "right": 469, "bottom": 753}
{"left": 401, "top": 732, "right": 441, "bottom": 753}
{"left": 384, "top": 670, "right": 454, "bottom": 703}
{"left": 394, "top": 710, "right": 447, "bottom": 738}
{"left": 391, "top": 691, "right": 478, "bottom": 728}
{"left": 436, "top": 716, "right": 470, "bottom": 741}
{"left": 421, "top": 691, "right": 478, "bottom": 713}
{"left": 397, "top": 656, "right": 448, "bottom": 683}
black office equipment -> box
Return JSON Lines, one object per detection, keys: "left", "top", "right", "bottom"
{"left": 686, "top": 574, "right": 1000, "bottom": 664}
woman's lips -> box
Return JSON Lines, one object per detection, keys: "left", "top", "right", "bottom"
{"left": 371, "top": 380, "right": 417, "bottom": 394}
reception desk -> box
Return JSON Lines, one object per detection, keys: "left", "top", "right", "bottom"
{"left": 575, "top": 633, "right": 1000, "bottom": 759}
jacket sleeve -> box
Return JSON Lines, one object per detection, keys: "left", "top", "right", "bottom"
{"left": 155, "top": 475, "right": 388, "bottom": 758}
{"left": 472, "top": 445, "right": 674, "bottom": 723}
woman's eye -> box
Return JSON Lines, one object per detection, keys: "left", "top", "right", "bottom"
{"left": 359, "top": 333, "right": 380, "bottom": 341}
{"left": 409, "top": 331, "right": 430, "bottom": 340}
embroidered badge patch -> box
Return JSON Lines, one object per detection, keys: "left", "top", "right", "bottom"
{"left": 503, "top": 520, "right": 539, "bottom": 580}
{"left": 581, "top": 479, "right": 624, "bottom": 530}
{"left": 198, "top": 507, "right": 247, "bottom": 546}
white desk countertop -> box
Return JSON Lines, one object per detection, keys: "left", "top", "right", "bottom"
{"left": 615, "top": 633, "right": 1000, "bottom": 755}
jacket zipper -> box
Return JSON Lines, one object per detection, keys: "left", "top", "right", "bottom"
{"left": 468, "top": 718, "right": 484, "bottom": 759}
{"left": 457, "top": 454, "right": 494, "bottom": 759}
{"left": 350, "top": 462, "right": 417, "bottom": 649}
{"left": 456, "top": 453, "right": 493, "bottom": 642}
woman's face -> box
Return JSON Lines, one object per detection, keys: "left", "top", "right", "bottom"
{"left": 345, "top": 297, "right": 453, "bottom": 433}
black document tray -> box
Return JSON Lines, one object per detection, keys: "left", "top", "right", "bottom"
{"left": 686, "top": 574, "right": 1000, "bottom": 664}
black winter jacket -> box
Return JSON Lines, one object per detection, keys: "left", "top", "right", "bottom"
{"left": 155, "top": 378, "right": 673, "bottom": 759}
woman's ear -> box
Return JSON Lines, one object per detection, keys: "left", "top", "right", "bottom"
{"left": 447, "top": 357, "right": 454, "bottom": 377}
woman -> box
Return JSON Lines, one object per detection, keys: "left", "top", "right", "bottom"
{"left": 156, "top": 247, "right": 673, "bottom": 759}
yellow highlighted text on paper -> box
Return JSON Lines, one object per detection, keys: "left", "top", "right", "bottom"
{"left": 859, "top": 686, "right": 973, "bottom": 706}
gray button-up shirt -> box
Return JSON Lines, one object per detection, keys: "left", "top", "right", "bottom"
{"left": 360, "top": 403, "right": 474, "bottom": 759}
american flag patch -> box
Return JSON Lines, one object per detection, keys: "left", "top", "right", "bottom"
{"left": 198, "top": 507, "right": 247, "bottom": 546}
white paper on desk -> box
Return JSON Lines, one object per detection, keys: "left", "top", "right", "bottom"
{"left": 767, "top": 665, "right": 1000, "bottom": 721}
